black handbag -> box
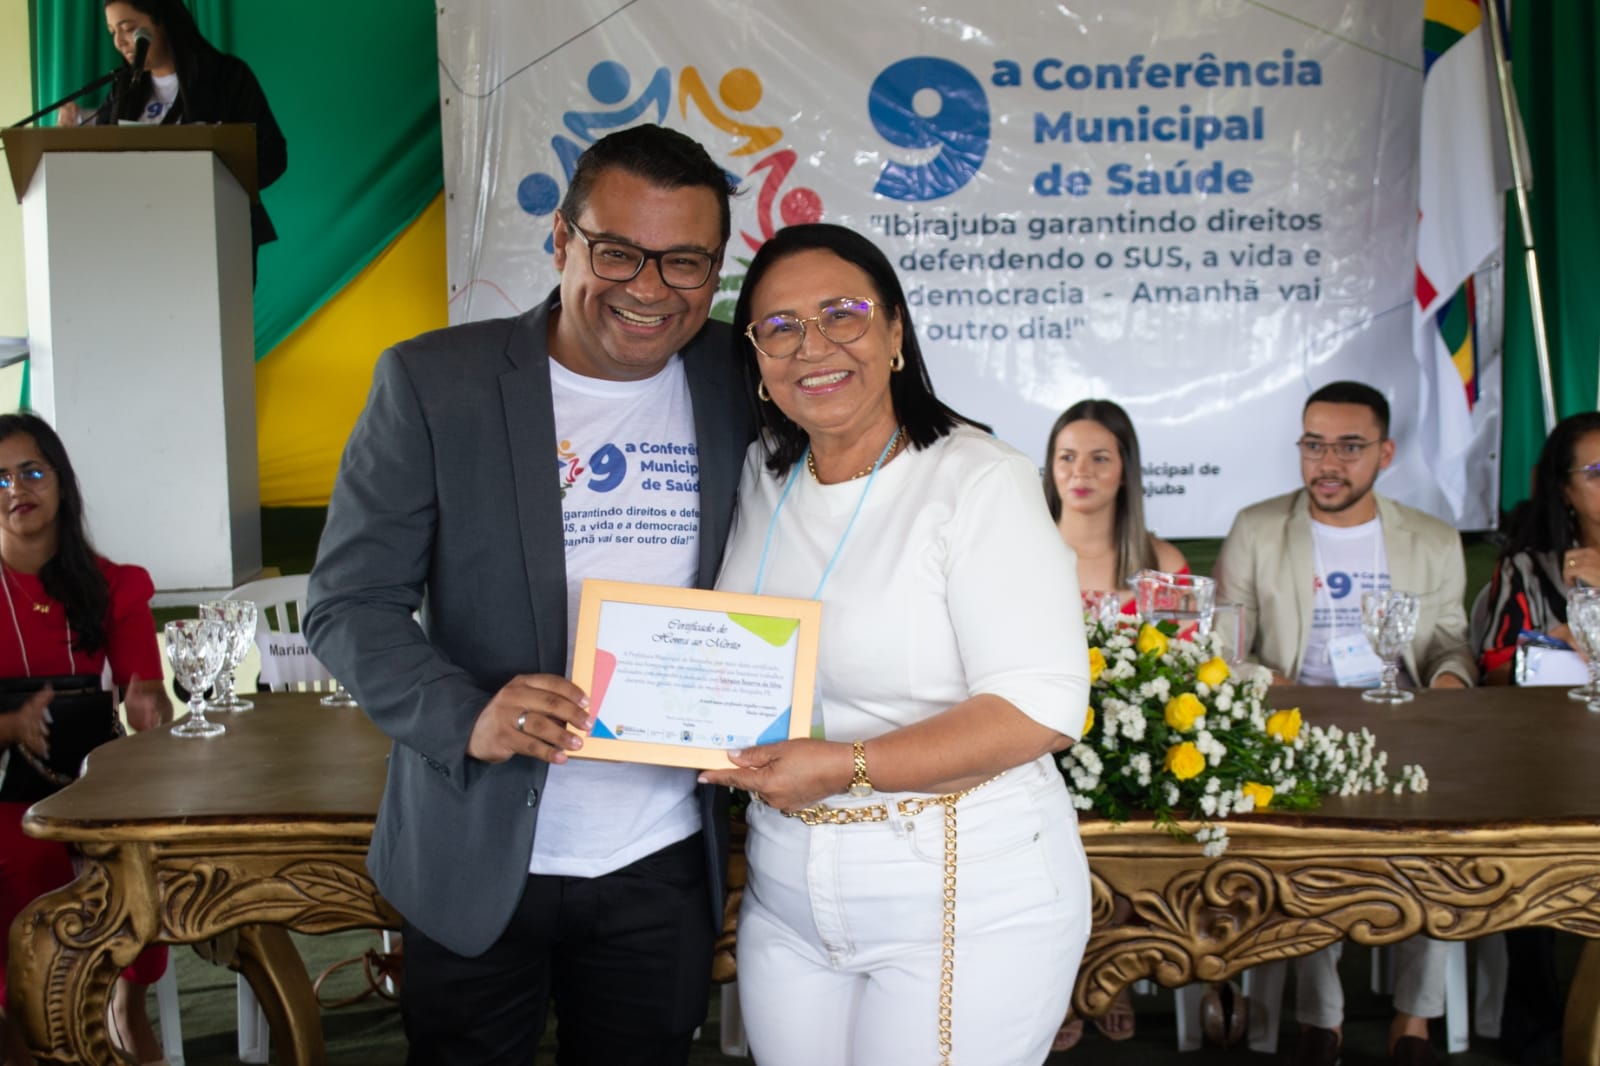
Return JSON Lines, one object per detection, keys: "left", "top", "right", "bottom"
{"left": 0, "top": 673, "right": 122, "bottom": 804}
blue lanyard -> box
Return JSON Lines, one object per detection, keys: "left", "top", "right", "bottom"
{"left": 752, "top": 431, "right": 901, "bottom": 599}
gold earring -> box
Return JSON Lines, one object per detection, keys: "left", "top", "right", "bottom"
{"left": 757, "top": 382, "right": 771, "bottom": 402}
{"left": 890, "top": 350, "right": 905, "bottom": 372}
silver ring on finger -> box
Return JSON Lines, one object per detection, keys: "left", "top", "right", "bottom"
{"left": 515, "top": 711, "right": 529, "bottom": 735}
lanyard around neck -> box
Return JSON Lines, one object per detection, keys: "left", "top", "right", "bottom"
{"left": 752, "top": 432, "right": 902, "bottom": 600}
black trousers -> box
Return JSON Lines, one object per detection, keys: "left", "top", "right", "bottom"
{"left": 400, "top": 833, "right": 715, "bottom": 1066}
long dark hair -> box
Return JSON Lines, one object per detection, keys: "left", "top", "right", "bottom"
{"left": 730, "top": 223, "right": 985, "bottom": 476}
{"left": 103, "top": 0, "right": 221, "bottom": 123}
{"left": 0, "top": 414, "right": 110, "bottom": 652}
{"left": 1503, "top": 411, "right": 1600, "bottom": 554}
{"left": 1042, "top": 399, "right": 1158, "bottom": 585}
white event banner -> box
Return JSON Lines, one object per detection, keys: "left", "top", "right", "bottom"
{"left": 437, "top": 0, "right": 1502, "bottom": 535}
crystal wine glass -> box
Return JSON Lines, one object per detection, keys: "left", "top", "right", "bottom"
{"left": 1566, "top": 587, "right": 1600, "bottom": 712}
{"left": 1360, "top": 589, "right": 1420, "bottom": 703}
{"left": 1129, "top": 569, "right": 1216, "bottom": 638}
{"left": 321, "top": 682, "right": 358, "bottom": 707}
{"left": 200, "top": 599, "right": 256, "bottom": 712}
{"left": 166, "top": 618, "right": 228, "bottom": 738}
{"left": 1082, "top": 590, "right": 1123, "bottom": 631}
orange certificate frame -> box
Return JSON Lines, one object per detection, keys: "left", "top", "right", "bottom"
{"left": 568, "top": 579, "right": 822, "bottom": 770}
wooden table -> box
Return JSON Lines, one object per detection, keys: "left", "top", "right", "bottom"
{"left": 8, "top": 693, "right": 397, "bottom": 1066}
{"left": 1074, "top": 685, "right": 1600, "bottom": 1066}
{"left": 11, "top": 686, "right": 1600, "bottom": 1064}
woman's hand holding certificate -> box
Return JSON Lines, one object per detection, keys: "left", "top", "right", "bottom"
{"left": 698, "top": 738, "right": 853, "bottom": 813}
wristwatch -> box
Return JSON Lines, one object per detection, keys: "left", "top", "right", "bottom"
{"left": 848, "top": 739, "right": 874, "bottom": 797}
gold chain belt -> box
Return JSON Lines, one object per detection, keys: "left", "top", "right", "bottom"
{"left": 780, "top": 773, "right": 1002, "bottom": 1066}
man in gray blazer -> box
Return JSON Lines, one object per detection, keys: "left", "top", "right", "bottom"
{"left": 306, "top": 125, "right": 753, "bottom": 1066}
{"left": 1215, "top": 380, "right": 1474, "bottom": 1066}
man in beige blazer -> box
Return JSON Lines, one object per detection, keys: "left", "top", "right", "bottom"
{"left": 1215, "top": 381, "right": 1475, "bottom": 1066}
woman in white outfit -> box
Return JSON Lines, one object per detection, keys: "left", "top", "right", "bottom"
{"left": 702, "top": 224, "right": 1093, "bottom": 1065}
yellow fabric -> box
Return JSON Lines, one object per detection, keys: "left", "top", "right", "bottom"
{"left": 256, "top": 194, "right": 447, "bottom": 507}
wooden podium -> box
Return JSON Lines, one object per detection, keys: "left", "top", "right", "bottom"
{"left": 1, "top": 125, "right": 262, "bottom": 594}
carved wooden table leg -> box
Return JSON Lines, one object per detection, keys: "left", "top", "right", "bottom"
{"left": 233, "top": 923, "right": 325, "bottom": 1066}
{"left": 1564, "top": 938, "right": 1600, "bottom": 1066}
{"left": 8, "top": 851, "right": 147, "bottom": 1065}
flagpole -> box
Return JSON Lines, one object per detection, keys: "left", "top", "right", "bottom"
{"left": 1484, "top": 0, "right": 1557, "bottom": 433}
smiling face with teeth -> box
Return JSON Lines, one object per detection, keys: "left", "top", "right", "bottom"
{"left": 748, "top": 249, "right": 905, "bottom": 473}
{"left": 548, "top": 167, "right": 724, "bottom": 381}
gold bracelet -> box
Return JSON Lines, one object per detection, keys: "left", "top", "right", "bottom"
{"left": 848, "top": 739, "right": 874, "bottom": 797}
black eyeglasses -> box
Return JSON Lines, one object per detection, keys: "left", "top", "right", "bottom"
{"left": 0, "top": 464, "right": 49, "bottom": 490}
{"left": 1296, "top": 438, "right": 1381, "bottom": 462}
{"left": 744, "top": 298, "right": 877, "bottom": 359}
{"left": 563, "top": 217, "right": 720, "bottom": 290}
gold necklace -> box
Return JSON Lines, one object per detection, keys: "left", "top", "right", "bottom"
{"left": 3, "top": 564, "right": 51, "bottom": 614}
{"left": 807, "top": 426, "right": 905, "bottom": 483}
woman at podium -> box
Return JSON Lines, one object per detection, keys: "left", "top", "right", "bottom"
{"left": 64, "top": 0, "right": 288, "bottom": 277}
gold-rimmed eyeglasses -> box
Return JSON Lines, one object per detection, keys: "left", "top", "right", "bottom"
{"left": 563, "top": 216, "right": 720, "bottom": 290}
{"left": 1296, "top": 438, "right": 1381, "bottom": 462}
{"left": 744, "top": 297, "right": 877, "bottom": 359}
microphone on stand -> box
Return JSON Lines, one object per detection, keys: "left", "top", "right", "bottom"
{"left": 131, "top": 27, "right": 153, "bottom": 72}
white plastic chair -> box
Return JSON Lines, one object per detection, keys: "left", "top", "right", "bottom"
{"left": 230, "top": 574, "right": 339, "bottom": 694}
{"left": 1174, "top": 938, "right": 1493, "bottom": 1054}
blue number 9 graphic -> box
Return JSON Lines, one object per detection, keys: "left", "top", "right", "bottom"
{"left": 1327, "top": 572, "right": 1352, "bottom": 599}
{"left": 588, "top": 444, "right": 626, "bottom": 493}
{"left": 867, "top": 57, "right": 990, "bottom": 202}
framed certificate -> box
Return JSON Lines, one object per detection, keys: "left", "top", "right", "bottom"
{"left": 568, "top": 579, "right": 821, "bottom": 770}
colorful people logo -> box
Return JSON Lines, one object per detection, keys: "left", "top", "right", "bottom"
{"left": 517, "top": 60, "right": 823, "bottom": 283}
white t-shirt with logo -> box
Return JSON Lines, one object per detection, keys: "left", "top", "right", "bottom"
{"left": 529, "top": 353, "right": 704, "bottom": 878}
{"left": 1299, "top": 517, "right": 1390, "bottom": 687}
{"left": 135, "top": 73, "right": 179, "bottom": 125}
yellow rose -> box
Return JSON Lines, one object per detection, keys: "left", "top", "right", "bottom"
{"left": 1163, "top": 692, "right": 1204, "bottom": 732}
{"left": 1164, "top": 741, "right": 1205, "bottom": 781}
{"left": 1241, "top": 781, "right": 1275, "bottom": 810}
{"left": 1196, "top": 656, "right": 1230, "bottom": 687}
{"left": 1265, "top": 708, "right": 1303, "bottom": 743}
{"left": 1087, "top": 647, "right": 1106, "bottom": 683}
{"left": 1082, "top": 705, "right": 1095, "bottom": 735}
{"left": 1136, "top": 624, "right": 1169, "bottom": 657}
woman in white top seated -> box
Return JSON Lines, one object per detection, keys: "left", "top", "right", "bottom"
{"left": 704, "top": 223, "right": 1093, "bottom": 1066}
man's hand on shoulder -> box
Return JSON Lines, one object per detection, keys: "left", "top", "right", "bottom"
{"left": 467, "top": 674, "right": 592, "bottom": 764}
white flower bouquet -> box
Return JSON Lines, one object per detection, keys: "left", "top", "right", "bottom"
{"left": 1060, "top": 616, "right": 1428, "bottom": 856}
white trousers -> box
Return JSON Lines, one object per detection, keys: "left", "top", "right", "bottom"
{"left": 735, "top": 758, "right": 1092, "bottom": 1066}
{"left": 1294, "top": 936, "right": 1450, "bottom": 1029}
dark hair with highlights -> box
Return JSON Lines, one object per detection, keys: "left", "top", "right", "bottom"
{"left": 0, "top": 413, "right": 109, "bottom": 652}
{"left": 102, "top": 0, "right": 221, "bottom": 123}
{"left": 1503, "top": 411, "right": 1600, "bottom": 554}
{"left": 1042, "top": 399, "right": 1158, "bottom": 585}
{"left": 558, "top": 124, "right": 736, "bottom": 246}
{"left": 730, "top": 223, "right": 987, "bottom": 477}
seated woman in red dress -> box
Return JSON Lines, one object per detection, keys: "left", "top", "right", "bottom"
{"left": 0, "top": 413, "right": 171, "bottom": 1065}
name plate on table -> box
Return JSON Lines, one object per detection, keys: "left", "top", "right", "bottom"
{"left": 569, "top": 580, "right": 821, "bottom": 770}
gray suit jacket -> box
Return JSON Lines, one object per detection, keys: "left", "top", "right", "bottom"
{"left": 305, "top": 293, "right": 752, "bottom": 957}
{"left": 1214, "top": 490, "right": 1477, "bottom": 687}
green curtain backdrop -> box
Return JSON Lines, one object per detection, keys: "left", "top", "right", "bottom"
{"left": 1500, "top": 0, "right": 1600, "bottom": 507}
{"left": 27, "top": 0, "right": 443, "bottom": 359}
